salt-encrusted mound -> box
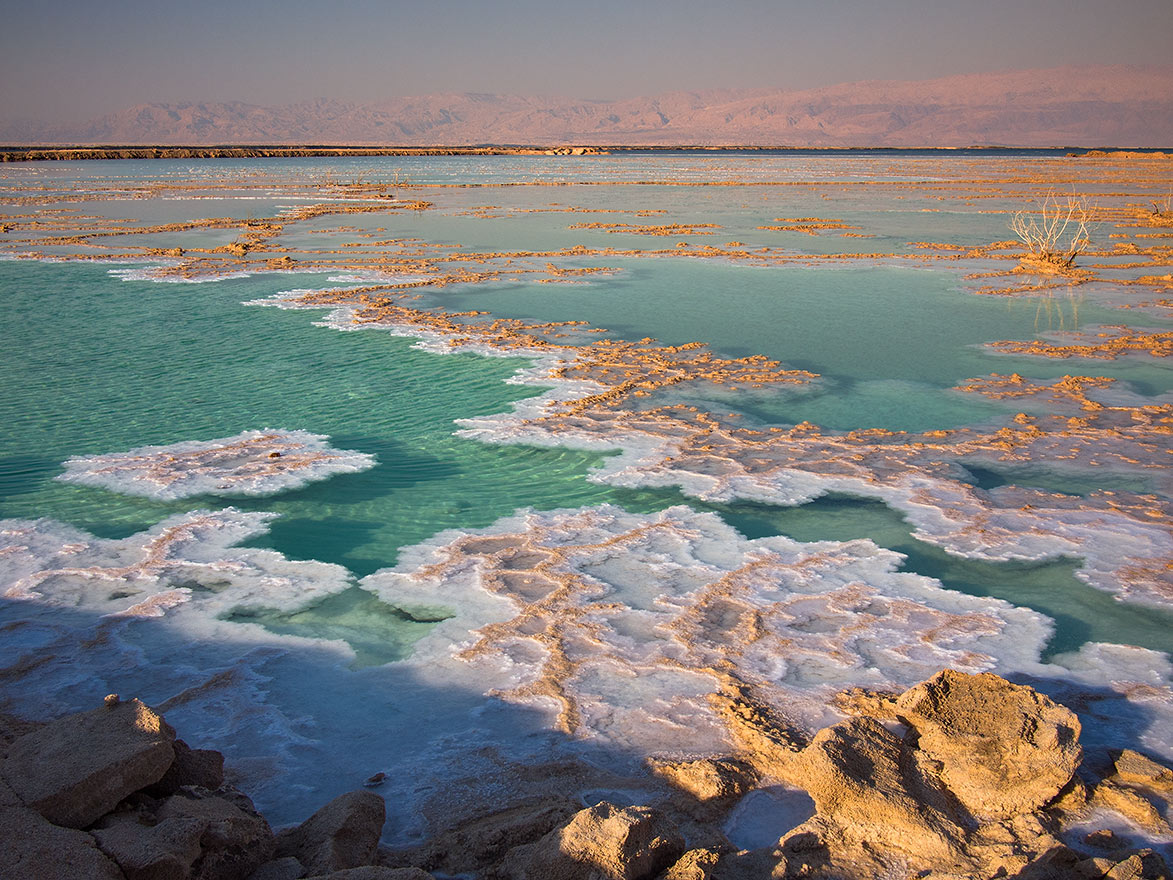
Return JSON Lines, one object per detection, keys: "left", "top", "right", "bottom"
{"left": 57, "top": 429, "right": 376, "bottom": 500}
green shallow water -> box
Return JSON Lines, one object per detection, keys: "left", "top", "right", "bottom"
{"left": 2, "top": 255, "right": 1170, "bottom": 660}
{"left": 2, "top": 153, "right": 1171, "bottom": 664}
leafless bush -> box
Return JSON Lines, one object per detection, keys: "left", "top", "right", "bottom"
{"left": 1010, "top": 193, "right": 1092, "bottom": 270}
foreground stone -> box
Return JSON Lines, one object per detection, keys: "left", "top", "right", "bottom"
{"left": 276, "top": 789, "right": 387, "bottom": 875}
{"left": 504, "top": 802, "right": 685, "bottom": 880}
{"left": 0, "top": 800, "right": 125, "bottom": 879}
{"left": 156, "top": 786, "right": 276, "bottom": 880}
{"left": 2, "top": 696, "right": 175, "bottom": 828}
{"left": 893, "top": 669, "right": 1083, "bottom": 820}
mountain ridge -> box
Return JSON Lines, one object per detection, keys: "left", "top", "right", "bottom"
{"left": 5, "top": 65, "right": 1172, "bottom": 147}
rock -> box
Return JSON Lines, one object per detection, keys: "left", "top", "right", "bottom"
{"left": 708, "top": 847, "right": 788, "bottom": 879}
{"left": 156, "top": 787, "right": 275, "bottom": 880}
{"left": 1113, "top": 749, "right": 1173, "bottom": 790}
{"left": 2, "top": 697, "right": 176, "bottom": 828}
{"left": 276, "top": 789, "right": 386, "bottom": 875}
{"left": 1090, "top": 780, "right": 1172, "bottom": 834}
{"left": 92, "top": 809, "right": 205, "bottom": 880}
{"left": 144, "top": 739, "right": 225, "bottom": 797}
{"left": 305, "top": 870, "right": 431, "bottom": 879}
{"left": 505, "top": 801, "right": 685, "bottom": 880}
{"left": 248, "top": 857, "right": 306, "bottom": 880}
{"left": 649, "top": 758, "right": 758, "bottom": 805}
{"left": 1104, "top": 850, "right": 1170, "bottom": 880}
{"left": 662, "top": 848, "right": 721, "bottom": 880}
{"left": 404, "top": 796, "right": 577, "bottom": 876}
{"left": 797, "top": 716, "right": 964, "bottom": 861}
{"left": 0, "top": 802, "right": 125, "bottom": 879}
{"left": 893, "top": 670, "right": 1082, "bottom": 820}
{"left": 1083, "top": 829, "right": 1128, "bottom": 850}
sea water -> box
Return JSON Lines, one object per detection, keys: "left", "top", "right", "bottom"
{"left": 1, "top": 152, "right": 1171, "bottom": 832}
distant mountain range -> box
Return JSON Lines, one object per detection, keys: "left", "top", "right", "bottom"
{"left": 5, "top": 65, "right": 1172, "bottom": 147}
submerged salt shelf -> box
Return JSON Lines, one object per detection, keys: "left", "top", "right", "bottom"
{"left": 56, "top": 430, "right": 376, "bottom": 500}
{"left": 1, "top": 152, "right": 1171, "bottom": 842}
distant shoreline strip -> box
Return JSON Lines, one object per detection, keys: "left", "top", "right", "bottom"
{"left": 2, "top": 145, "right": 1169, "bottom": 162}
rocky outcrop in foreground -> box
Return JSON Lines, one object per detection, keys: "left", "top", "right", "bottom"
{"left": 2, "top": 672, "right": 1171, "bottom": 879}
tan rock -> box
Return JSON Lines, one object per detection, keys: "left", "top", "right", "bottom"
{"left": 1090, "top": 780, "right": 1172, "bottom": 834}
{"left": 505, "top": 801, "right": 685, "bottom": 880}
{"left": 2, "top": 697, "right": 175, "bottom": 828}
{"left": 92, "top": 810, "right": 204, "bottom": 880}
{"left": 650, "top": 758, "right": 758, "bottom": 806}
{"left": 1113, "top": 749, "right": 1173, "bottom": 790}
{"left": 276, "top": 789, "right": 386, "bottom": 875}
{"left": 156, "top": 787, "right": 275, "bottom": 880}
{"left": 797, "top": 716, "right": 965, "bottom": 861}
{"left": 0, "top": 802, "right": 125, "bottom": 879}
{"left": 1103, "top": 849, "right": 1170, "bottom": 880}
{"left": 894, "top": 670, "right": 1082, "bottom": 820}
{"left": 662, "top": 847, "right": 721, "bottom": 880}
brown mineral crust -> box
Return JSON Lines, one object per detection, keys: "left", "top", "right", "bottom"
{"left": 987, "top": 327, "right": 1173, "bottom": 360}
{"left": 567, "top": 222, "right": 722, "bottom": 235}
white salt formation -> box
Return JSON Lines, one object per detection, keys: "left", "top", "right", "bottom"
{"left": 57, "top": 430, "right": 376, "bottom": 500}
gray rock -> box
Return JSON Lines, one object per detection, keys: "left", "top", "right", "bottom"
{"left": 305, "top": 870, "right": 432, "bottom": 879}
{"left": 145, "top": 739, "right": 225, "bottom": 797}
{"left": 276, "top": 790, "right": 386, "bottom": 875}
{"left": 0, "top": 802, "right": 125, "bottom": 879}
{"left": 2, "top": 697, "right": 175, "bottom": 828}
{"left": 157, "top": 787, "right": 275, "bottom": 880}
{"left": 92, "top": 810, "right": 204, "bottom": 880}
{"left": 248, "top": 856, "right": 307, "bottom": 880}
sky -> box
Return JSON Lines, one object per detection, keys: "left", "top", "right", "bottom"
{"left": 2, "top": 0, "right": 1171, "bottom": 123}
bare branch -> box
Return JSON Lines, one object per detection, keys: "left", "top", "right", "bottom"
{"left": 1010, "top": 193, "right": 1092, "bottom": 270}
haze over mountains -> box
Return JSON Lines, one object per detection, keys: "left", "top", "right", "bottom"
{"left": 5, "top": 65, "right": 1172, "bottom": 147}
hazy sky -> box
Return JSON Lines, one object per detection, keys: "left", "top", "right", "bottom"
{"left": 2, "top": 0, "right": 1171, "bottom": 122}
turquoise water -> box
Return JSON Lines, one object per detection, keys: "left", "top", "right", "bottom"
{"left": 2, "top": 154, "right": 1172, "bottom": 826}
{"left": 1, "top": 253, "right": 1168, "bottom": 661}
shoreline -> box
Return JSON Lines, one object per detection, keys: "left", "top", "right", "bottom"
{"left": 2, "top": 145, "right": 1171, "bottom": 162}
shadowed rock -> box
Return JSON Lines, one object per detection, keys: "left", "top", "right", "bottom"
{"left": 145, "top": 739, "right": 225, "bottom": 797}
{"left": 276, "top": 789, "right": 386, "bottom": 875}
{"left": 92, "top": 809, "right": 205, "bottom": 880}
{"left": 504, "top": 802, "right": 685, "bottom": 880}
{"left": 1, "top": 697, "right": 175, "bottom": 828}
{"left": 0, "top": 798, "right": 125, "bottom": 879}
{"left": 156, "top": 786, "right": 275, "bottom": 880}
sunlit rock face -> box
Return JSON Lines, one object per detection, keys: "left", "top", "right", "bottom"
{"left": 57, "top": 430, "right": 376, "bottom": 500}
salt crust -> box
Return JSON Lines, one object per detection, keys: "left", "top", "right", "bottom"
{"left": 0, "top": 503, "right": 1170, "bottom": 834}
{"left": 57, "top": 429, "right": 376, "bottom": 500}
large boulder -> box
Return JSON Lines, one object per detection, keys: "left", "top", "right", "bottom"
{"left": 144, "top": 739, "right": 225, "bottom": 797}
{"left": 2, "top": 697, "right": 175, "bottom": 828}
{"left": 156, "top": 787, "right": 275, "bottom": 880}
{"left": 649, "top": 757, "right": 758, "bottom": 806}
{"left": 276, "top": 789, "right": 386, "bottom": 875}
{"left": 797, "top": 716, "right": 965, "bottom": 861}
{"left": 304, "top": 870, "right": 432, "bottom": 880}
{"left": 505, "top": 801, "right": 685, "bottom": 880}
{"left": 0, "top": 801, "right": 125, "bottom": 880}
{"left": 894, "top": 670, "right": 1082, "bottom": 820}
{"left": 92, "top": 809, "right": 205, "bottom": 880}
